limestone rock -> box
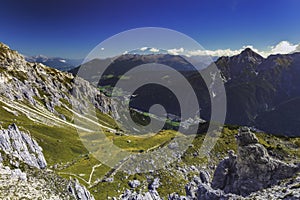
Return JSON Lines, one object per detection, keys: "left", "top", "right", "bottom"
{"left": 149, "top": 178, "right": 160, "bottom": 190}
{"left": 199, "top": 170, "right": 210, "bottom": 184}
{"left": 168, "top": 127, "right": 300, "bottom": 200}
{"left": 120, "top": 189, "right": 162, "bottom": 200}
{"left": 168, "top": 193, "right": 189, "bottom": 200}
{"left": 68, "top": 178, "right": 95, "bottom": 200}
{"left": 211, "top": 127, "right": 299, "bottom": 196}
{"left": 0, "top": 151, "right": 95, "bottom": 199}
{"left": 0, "top": 124, "right": 47, "bottom": 169}
{"left": 128, "top": 180, "right": 141, "bottom": 188}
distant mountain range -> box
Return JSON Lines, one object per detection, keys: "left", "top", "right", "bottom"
{"left": 71, "top": 48, "right": 300, "bottom": 136}
{"left": 25, "top": 55, "right": 82, "bottom": 71}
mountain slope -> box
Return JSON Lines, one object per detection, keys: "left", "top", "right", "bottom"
{"left": 214, "top": 49, "right": 300, "bottom": 135}
{"left": 216, "top": 48, "right": 264, "bottom": 81}
{"left": 0, "top": 42, "right": 299, "bottom": 199}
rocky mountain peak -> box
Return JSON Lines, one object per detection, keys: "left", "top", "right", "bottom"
{"left": 215, "top": 48, "right": 264, "bottom": 81}
{"left": 0, "top": 41, "right": 118, "bottom": 124}
{"left": 237, "top": 47, "right": 264, "bottom": 63}
{"left": 0, "top": 42, "right": 27, "bottom": 71}
{"left": 0, "top": 42, "right": 10, "bottom": 49}
{"left": 240, "top": 47, "right": 261, "bottom": 57}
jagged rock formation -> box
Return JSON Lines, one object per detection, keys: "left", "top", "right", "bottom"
{"left": 0, "top": 158, "right": 95, "bottom": 199}
{"left": 118, "top": 178, "right": 162, "bottom": 200}
{"left": 120, "top": 189, "right": 162, "bottom": 200}
{"left": 128, "top": 180, "right": 141, "bottom": 188}
{"left": 168, "top": 127, "right": 300, "bottom": 200}
{"left": 0, "top": 124, "right": 47, "bottom": 169}
{"left": 0, "top": 124, "right": 94, "bottom": 200}
{"left": 211, "top": 127, "right": 299, "bottom": 196}
{"left": 68, "top": 179, "right": 95, "bottom": 200}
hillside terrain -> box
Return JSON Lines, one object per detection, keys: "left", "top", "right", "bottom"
{"left": 0, "top": 42, "right": 299, "bottom": 199}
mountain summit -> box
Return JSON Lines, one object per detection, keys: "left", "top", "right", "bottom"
{"left": 239, "top": 47, "right": 263, "bottom": 58}
{"left": 215, "top": 48, "right": 264, "bottom": 81}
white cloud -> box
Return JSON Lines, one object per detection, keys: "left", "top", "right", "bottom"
{"left": 164, "top": 41, "right": 300, "bottom": 58}
{"left": 149, "top": 48, "right": 159, "bottom": 53}
{"left": 295, "top": 44, "right": 300, "bottom": 52}
{"left": 101, "top": 47, "right": 105, "bottom": 51}
{"left": 187, "top": 49, "right": 241, "bottom": 57}
{"left": 140, "top": 47, "right": 148, "bottom": 51}
{"left": 130, "top": 41, "right": 300, "bottom": 58}
{"left": 167, "top": 48, "right": 184, "bottom": 55}
{"left": 269, "top": 41, "right": 298, "bottom": 55}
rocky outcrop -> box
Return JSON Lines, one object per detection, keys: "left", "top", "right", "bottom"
{"left": 0, "top": 124, "right": 95, "bottom": 200}
{"left": 0, "top": 158, "right": 95, "bottom": 200}
{"left": 118, "top": 178, "right": 162, "bottom": 200}
{"left": 0, "top": 43, "right": 27, "bottom": 71}
{"left": 0, "top": 124, "right": 47, "bottom": 169}
{"left": 68, "top": 178, "right": 95, "bottom": 200}
{"left": 0, "top": 162, "right": 63, "bottom": 199}
{"left": 211, "top": 127, "right": 299, "bottom": 196}
{"left": 120, "top": 189, "right": 162, "bottom": 200}
{"left": 128, "top": 180, "right": 141, "bottom": 188}
{"left": 169, "top": 127, "right": 300, "bottom": 200}
{"left": 196, "top": 173, "right": 300, "bottom": 200}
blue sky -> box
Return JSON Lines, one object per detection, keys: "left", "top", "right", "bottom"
{"left": 1, "top": 0, "right": 300, "bottom": 58}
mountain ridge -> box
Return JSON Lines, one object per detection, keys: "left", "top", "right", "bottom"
{"left": 70, "top": 46, "right": 300, "bottom": 136}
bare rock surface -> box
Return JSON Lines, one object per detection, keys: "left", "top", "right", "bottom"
{"left": 0, "top": 124, "right": 94, "bottom": 200}
{"left": 211, "top": 127, "right": 299, "bottom": 196}
{"left": 0, "top": 124, "right": 47, "bottom": 169}
{"left": 68, "top": 178, "right": 95, "bottom": 200}
{"left": 155, "top": 127, "right": 300, "bottom": 200}
{"left": 120, "top": 189, "right": 162, "bottom": 200}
